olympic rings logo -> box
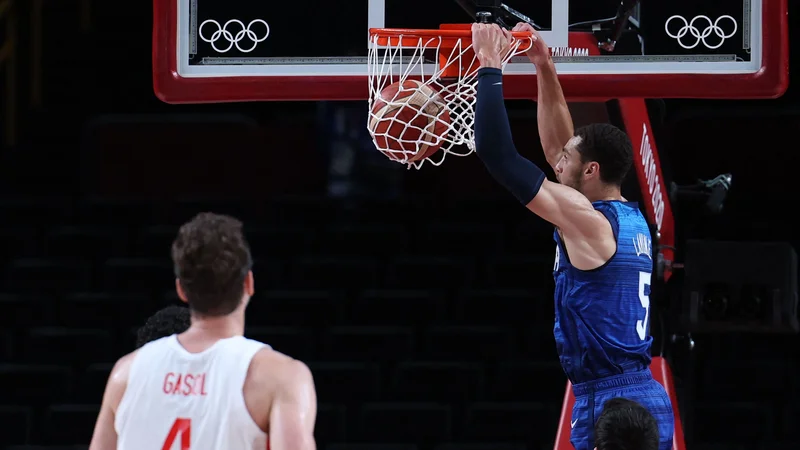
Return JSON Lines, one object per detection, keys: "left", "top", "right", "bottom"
{"left": 665, "top": 15, "right": 738, "bottom": 50}
{"left": 199, "top": 19, "right": 270, "bottom": 53}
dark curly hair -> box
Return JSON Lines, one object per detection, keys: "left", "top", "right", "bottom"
{"left": 171, "top": 212, "right": 253, "bottom": 316}
{"left": 135, "top": 305, "right": 191, "bottom": 348}
{"left": 594, "top": 397, "right": 660, "bottom": 450}
{"left": 574, "top": 123, "right": 633, "bottom": 187}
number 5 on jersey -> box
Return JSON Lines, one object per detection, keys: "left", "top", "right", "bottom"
{"left": 636, "top": 271, "right": 651, "bottom": 341}
{"left": 162, "top": 418, "right": 191, "bottom": 450}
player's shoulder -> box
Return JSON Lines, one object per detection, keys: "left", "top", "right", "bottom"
{"left": 250, "top": 347, "right": 313, "bottom": 383}
{"left": 104, "top": 349, "right": 139, "bottom": 412}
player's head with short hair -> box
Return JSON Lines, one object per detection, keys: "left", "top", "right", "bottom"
{"left": 171, "top": 212, "right": 254, "bottom": 317}
{"left": 593, "top": 397, "right": 660, "bottom": 450}
{"left": 558, "top": 123, "right": 633, "bottom": 195}
{"left": 135, "top": 305, "right": 191, "bottom": 348}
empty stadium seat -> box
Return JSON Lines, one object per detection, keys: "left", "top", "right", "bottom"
{"left": 458, "top": 289, "right": 547, "bottom": 326}
{"left": 464, "top": 402, "right": 554, "bottom": 444}
{"left": 41, "top": 404, "right": 99, "bottom": 444}
{"left": 101, "top": 258, "right": 172, "bottom": 292}
{"left": 24, "top": 328, "right": 115, "bottom": 365}
{"left": 79, "top": 364, "right": 113, "bottom": 403}
{"left": 0, "top": 406, "right": 32, "bottom": 445}
{"left": 700, "top": 360, "right": 790, "bottom": 402}
{"left": 77, "top": 198, "right": 156, "bottom": 226}
{"left": 247, "top": 289, "right": 343, "bottom": 326}
{"left": 0, "top": 365, "right": 73, "bottom": 404}
{"left": 0, "top": 227, "right": 40, "bottom": 262}
{"left": 0, "top": 329, "right": 14, "bottom": 361}
{"left": 521, "top": 328, "right": 560, "bottom": 362}
{"left": 134, "top": 225, "right": 178, "bottom": 258}
{"left": 5, "top": 446, "right": 88, "bottom": 450}
{"left": 59, "top": 292, "right": 151, "bottom": 330}
{"left": 328, "top": 444, "right": 417, "bottom": 450}
{"left": 316, "top": 404, "right": 348, "bottom": 443}
{"left": 318, "top": 224, "right": 408, "bottom": 256}
{"left": 322, "top": 326, "right": 415, "bottom": 362}
{"left": 0, "top": 294, "right": 53, "bottom": 329}
{"left": 309, "top": 362, "right": 381, "bottom": 403}
{"left": 0, "top": 198, "right": 72, "bottom": 227}
{"left": 4, "top": 259, "right": 92, "bottom": 293}
{"left": 693, "top": 401, "right": 773, "bottom": 444}
{"left": 43, "top": 226, "right": 125, "bottom": 260}
{"left": 422, "top": 223, "right": 503, "bottom": 256}
{"left": 434, "top": 444, "right": 528, "bottom": 450}
{"left": 348, "top": 290, "right": 446, "bottom": 326}
{"left": 390, "top": 362, "right": 484, "bottom": 403}
{"left": 491, "top": 362, "right": 566, "bottom": 403}
{"left": 245, "top": 326, "right": 317, "bottom": 360}
{"left": 291, "top": 256, "right": 379, "bottom": 289}
{"left": 485, "top": 256, "right": 553, "bottom": 288}
{"left": 247, "top": 225, "right": 315, "bottom": 257}
{"left": 423, "top": 326, "right": 514, "bottom": 361}
{"left": 386, "top": 256, "right": 474, "bottom": 289}
{"left": 357, "top": 403, "right": 452, "bottom": 442}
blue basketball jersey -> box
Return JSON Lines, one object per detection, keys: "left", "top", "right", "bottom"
{"left": 552, "top": 201, "right": 654, "bottom": 384}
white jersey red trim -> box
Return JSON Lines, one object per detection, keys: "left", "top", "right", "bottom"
{"left": 115, "top": 335, "right": 269, "bottom": 450}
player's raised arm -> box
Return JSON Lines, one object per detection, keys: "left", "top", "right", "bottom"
{"left": 513, "top": 23, "right": 574, "bottom": 171}
{"left": 268, "top": 358, "right": 317, "bottom": 450}
{"left": 471, "top": 24, "right": 611, "bottom": 241}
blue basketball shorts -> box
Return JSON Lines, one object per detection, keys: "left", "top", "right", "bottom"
{"left": 569, "top": 370, "right": 674, "bottom": 450}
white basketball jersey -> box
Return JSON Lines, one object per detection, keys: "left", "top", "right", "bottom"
{"left": 115, "top": 335, "right": 269, "bottom": 450}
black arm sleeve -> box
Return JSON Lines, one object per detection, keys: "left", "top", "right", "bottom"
{"left": 474, "top": 67, "right": 546, "bottom": 204}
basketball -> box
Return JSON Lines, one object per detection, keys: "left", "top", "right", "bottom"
{"left": 368, "top": 80, "right": 451, "bottom": 163}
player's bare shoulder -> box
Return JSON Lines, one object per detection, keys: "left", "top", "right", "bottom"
{"left": 243, "top": 347, "right": 315, "bottom": 433}
{"left": 104, "top": 350, "right": 138, "bottom": 412}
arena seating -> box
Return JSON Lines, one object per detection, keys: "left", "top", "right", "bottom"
{"left": 1, "top": 196, "right": 797, "bottom": 450}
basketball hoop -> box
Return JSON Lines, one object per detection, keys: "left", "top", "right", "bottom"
{"left": 367, "top": 26, "right": 532, "bottom": 169}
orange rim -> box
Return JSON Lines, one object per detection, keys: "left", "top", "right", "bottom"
{"left": 369, "top": 28, "right": 531, "bottom": 40}
{"left": 369, "top": 28, "right": 533, "bottom": 51}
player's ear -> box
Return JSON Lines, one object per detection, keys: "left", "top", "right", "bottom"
{"left": 175, "top": 279, "right": 189, "bottom": 304}
{"left": 244, "top": 270, "right": 255, "bottom": 297}
{"left": 584, "top": 161, "right": 599, "bottom": 178}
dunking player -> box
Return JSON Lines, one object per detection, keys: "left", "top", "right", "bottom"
{"left": 470, "top": 23, "right": 674, "bottom": 450}
{"left": 89, "top": 213, "right": 317, "bottom": 450}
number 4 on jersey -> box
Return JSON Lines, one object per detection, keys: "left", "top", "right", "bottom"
{"left": 636, "top": 271, "right": 651, "bottom": 341}
{"left": 162, "top": 418, "right": 191, "bottom": 450}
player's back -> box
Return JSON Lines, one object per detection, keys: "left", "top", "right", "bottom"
{"left": 552, "top": 200, "right": 654, "bottom": 384}
{"left": 115, "top": 335, "right": 268, "bottom": 450}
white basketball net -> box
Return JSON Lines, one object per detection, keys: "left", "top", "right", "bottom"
{"left": 367, "top": 32, "right": 530, "bottom": 169}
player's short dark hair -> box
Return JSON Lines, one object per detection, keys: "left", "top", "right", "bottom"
{"left": 171, "top": 212, "right": 253, "bottom": 316}
{"left": 135, "top": 306, "right": 191, "bottom": 348}
{"left": 574, "top": 123, "right": 633, "bottom": 186}
{"left": 594, "top": 397, "right": 660, "bottom": 450}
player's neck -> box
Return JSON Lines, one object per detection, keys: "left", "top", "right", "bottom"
{"left": 188, "top": 311, "right": 245, "bottom": 339}
{"left": 585, "top": 185, "right": 623, "bottom": 203}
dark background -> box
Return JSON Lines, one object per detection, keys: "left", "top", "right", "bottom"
{"left": 0, "top": 0, "right": 799, "bottom": 449}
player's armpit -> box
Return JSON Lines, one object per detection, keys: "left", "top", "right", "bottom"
{"left": 526, "top": 179, "right": 613, "bottom": 241}
{"left": 269, "top": 359, "right": 317, "bottom": 450}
